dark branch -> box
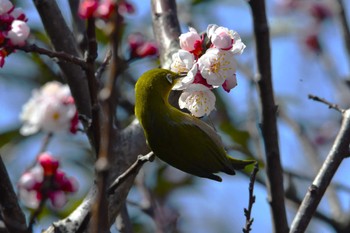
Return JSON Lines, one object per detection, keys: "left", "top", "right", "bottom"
{"left": 243, "top": 162, "right": 259, "bottom": 233}
{"left": 15, "top": 44, "right": 87, "bottom": 68}
{"left": 308, "top": 94, "right": 345, "bottom": 113}
{"left": 248, "top": 1, "right": 288, "bottom": 232}
{"left": 108, "top": 152, "right": 154, "bottom": 195}
{"left": 336, "top": 0, "right": 350, "bottom": 65}
{"left": 0, "top": 155, "right": 27, "bottom": 233}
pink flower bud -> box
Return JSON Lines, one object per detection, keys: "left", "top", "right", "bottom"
{"left": 78, "top": 0, "right": 98, "bottom": 19}
{"left": 96, "top": 0, "right": 115, "bottom": 19}
{"left": 118, "top": 1, "right": 135, "bottom": 15}
{"left": 222, "top": 75, "right": 237, "bottom": 93}
{"left": 135, "top": 41, "right": 158, "bottom": 58}
{"left": 305, "top": 34, "right": 322, "bottom": 54}
{"left": 179, "top": 27, "right": 202, "bottom": 56}
{"left": 38, "top": 153, "right": 59, "bottom": 176}
{"left": 310, "top": 3, "right": 331, "bottom": 22}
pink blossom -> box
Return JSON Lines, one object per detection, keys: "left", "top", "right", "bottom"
{"left": 198, "top": 48, "right": 237, "bottom": 86}
{"left": 96, "top": 0, "right": 115, "bottom": 19}
{"left": 0, "top": 0, "right": 13, "bottom": 15}
{"left": 207, "top": 24, "right": 246, "bottom": 54}
{"left": 18, "top": 152, "right": 78, "bottom": 209}
{"left": 6, "top": 20, "right": 30, "bottom": 46}
{"left": 20, "top": 81, "right": 79, "bottom": 135}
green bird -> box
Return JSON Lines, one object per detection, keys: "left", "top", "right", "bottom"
{"left": 135, "top": 68, "right": 254, "bottom": 181}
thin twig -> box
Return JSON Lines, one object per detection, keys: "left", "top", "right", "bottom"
{"left": 108, "top": 152, "right": 154, "bottom": 195}
{"left": 95, "top": 49, "right": 112, "bottom": 80}
{"left": 16, "top": 44, "right": 87, "bottom": 69}
{"left": 308, "top": 94, "right": 345, "bottom": 113}
{"left": 85, "top": 17, "right": 101, "bottom": 155}
{"left": 28, "top": 198, "right": 47, "bottom": 232}
{"left": 248, "top": 1, "right": 288, "bottom": 232}
{"left": 290, "top": 109, "right": 350, "bottom": 233}
{"left": 29, "top": 132, "right": 53, "bottom": 169}
{"left": 243, "top": 162, "right": 259, "bottom": 233}
{"left": 91, "top": 9, "right": 125, "bottom": 233}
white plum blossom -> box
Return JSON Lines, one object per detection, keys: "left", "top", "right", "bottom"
{"left": 172, "top": 64, "right": 198, "bottom": 90}
{"left": 20, "top": 81, "right": 78, "bottom": 136}
{"left": 170, "top": 24, "right": 245, "bottom": 117}
{"left": 179, "top": 27, "right": 202, "bottom": 53}
{"left": 6, "top": 20, "right": 30, "bottom": 46}
{"left": 179, "top": 84, "right": 216, "bottom": 117}
{"left": 207, "top": 24, "right": 246, "bottom": 54}
{"left": 198, "top": 48, "right": 237, "bottom": 86}
{"left": 0, "top": 0, "right": 13, "bottom": 15}
{"left": 170, "top": 49, "right": 195, "bottom": 74}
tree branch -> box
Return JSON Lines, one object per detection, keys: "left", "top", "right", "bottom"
{"left": 0, "top": 155, "right": 27, "bottom": 233}
{"left": 308, "top": 94, "right": 345, "bottom": 113}
{"left": 336, "top": 0, "right": 350, "bottom": 65}
{"left": 151, "top": 0, "right": 181, "bottom": 69}
{"left": 290, "top": 109, "right": 350, "bottom": 233}
{"left": 108, "top": 152, "right": 154, "bottom": 195}
{"left": 248, "top": 1, "right": 288, "bottom": 232}
{"left": 32, "top": 0, "right": 95, "bottom": 150}
{"left": 16, "top": 44, "right": 87, "bottom": 68}
{"left": 243, "top": 162, "right": 259, "bottom": 233}
{"left": 43, "top": 185, "right": 97, "bottom": 233}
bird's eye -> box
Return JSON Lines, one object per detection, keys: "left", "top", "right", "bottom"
{"left": 166, "top": 73, "right": 173, "bottom": 84}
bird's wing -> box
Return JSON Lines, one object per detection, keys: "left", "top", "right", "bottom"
{"left": 166, "top": 110, "right": 235, "bottom": 174}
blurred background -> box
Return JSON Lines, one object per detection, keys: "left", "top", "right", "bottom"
{"left": 1, "top": 0, "right": 350, "bottom": 232}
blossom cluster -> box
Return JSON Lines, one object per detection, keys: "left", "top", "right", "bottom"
{"left": 170, "top": 24, "right": 245, "bottom": 117}
{"left": 78, "top": 0, "right": 134, "bottom": 19}
{"left": 0, "top": 0, "right": 30, "bottom": 67}
{"left": 19, "top": 81, "right": 79, "bottom": 136}
{"left": 18, "top": 152, "right": 78, "bottom": 208}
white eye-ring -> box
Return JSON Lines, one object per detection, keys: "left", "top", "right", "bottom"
{"left": 166, "top": 73, "right": 173, "bottom": 84}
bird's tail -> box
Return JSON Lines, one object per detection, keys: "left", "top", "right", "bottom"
{"left": 228, "top": 156, "right": 255, "bottom": 170}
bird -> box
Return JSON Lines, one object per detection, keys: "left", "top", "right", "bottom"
{"left": 135, "top": 68, "right": 254, "bottom": 181}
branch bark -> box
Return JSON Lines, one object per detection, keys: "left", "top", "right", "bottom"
{"left": 0, "top": 155, "right": 27, "bottom": 233}
{"left": 151, "top": 0, "right": 181, "bottom": 69}
{"left": 32, "top": 0, "right": 96, "bottom": 150}
{"left": 290, "top": 109, "right": 350, "bottom": 233}
{"left": 248, "top": 1, "right": 288, "bottom": 232}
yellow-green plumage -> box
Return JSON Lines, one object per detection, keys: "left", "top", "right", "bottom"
{"left": 135, "top": 68, "right": 254, "bottom": 181}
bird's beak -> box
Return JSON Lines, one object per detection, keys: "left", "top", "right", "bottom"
{"left": 166, "top": 72, "right": 185, "bottom": 85}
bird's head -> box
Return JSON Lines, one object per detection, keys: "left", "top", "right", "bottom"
{"left": 135, "top": 68, "right": 182, "bottom": 100}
